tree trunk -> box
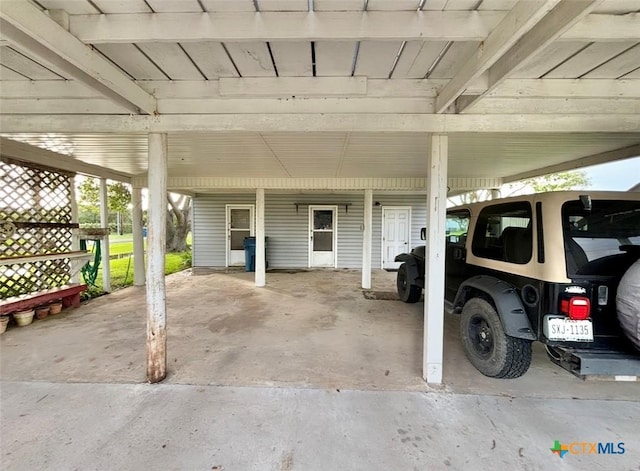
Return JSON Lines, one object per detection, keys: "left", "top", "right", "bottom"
{"left": 166, "top": 195, "right": 191, "bottom": 252}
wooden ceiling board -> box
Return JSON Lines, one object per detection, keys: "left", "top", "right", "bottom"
{"left": 427, "top": 41, "right": 479, "bottom": 78}
{"left": 477, "top": 0, "right": 519, "bottom": 10}
{"left": 443, "top": 0, "right": 482, "bottom": 10}
{"left": 257, "top": 0, "right": 309, "bottom": 11}
{"left": 314, "top": 0, "right": 365, "bottom": 11}
{"left": 180, "top": 42, "right": 240, "bottom": 78}
{"left": 583, "top": 44, "right": 640, "bottom": 79}
{"left": 315, "top": 41, "right": 358, "bottom": 76}
{"left": 200, "top": 0, "right": 257, "bottom": 11}
{"left": 354, "top": 41, "right": 403, "bottom": 78}
{"left": 36, "top": 0, "right": 100, "bottom": 14}
{"left": 223, "top": 42, "right": 277, "bottom": 77}
{"left": 91, "top": 1, "right": 152, "bottom": 13}
{"left": 621, "top": 67, "right": 640, "bottom": 78}
{"left": 593, "top": 0, "right": 640, "bottom": 13}
{"left": 0, "top": 65, "right": 29, "bottom": 80}
{"left": 144, "top": 0, "right": 204, "bottom": 12}
{"left": 511, "top": 41, "right": 587, "bottom": 78}
{"left": 269, "top": 42, "right": 313, "bottom": 77}
{"left": 0, "top": 46, "right": 65, "bottom": 80}
{"left": 391, "top": 40, "right": 449, "bottom": 78}
{"left": 367, "top": 0, "right": 420, "bottom": 10}
{"left": 137, "top": 43, "right": 205, "bottom": 80}
{"left": 545, "top": 42, "right": 638, "bottom": 79}
{"left": 96, "top": 44, "right": 166, "bottom": 80}
{"left": 420, "top": 0, "right": 448, "bottom": 10}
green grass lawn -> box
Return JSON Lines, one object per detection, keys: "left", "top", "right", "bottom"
{"left": 83, "top": 251, "right": 191, "bottom": 298}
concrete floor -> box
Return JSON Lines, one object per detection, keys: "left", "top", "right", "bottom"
{"left": 1, "top": 270, "right": 639, "bottom": 470}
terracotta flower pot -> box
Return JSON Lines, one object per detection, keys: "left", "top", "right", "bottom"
{"left": 35, "top": 306, "right": 50, "bottom": 320}
{"left": 0, "top": 316, "right": 9, "bottom": 334}
{"left": 49, "top": 302, "right": 63, "bottom": 315}
{"left": 13, "top": 310, "right": 34, "bottom": 327}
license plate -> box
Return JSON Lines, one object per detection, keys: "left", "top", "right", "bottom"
{"left": 545, "top": 316, "right": 593, "bottom": 342}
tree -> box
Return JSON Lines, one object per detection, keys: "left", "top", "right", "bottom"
{"left": 449, "top": 170, "right": 590, "bottom": 206}
{"left": 166, "top": 194, "right": 191, "bottom": 252}
{"left": 77, "top": 178, "right": 132, "bottom": 234}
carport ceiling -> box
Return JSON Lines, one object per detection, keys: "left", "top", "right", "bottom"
{"left": 3, "top": 132, "right": 640, "bottom": 180}
{"left": 0, "top": 0, "right": 639, "bottom": 183}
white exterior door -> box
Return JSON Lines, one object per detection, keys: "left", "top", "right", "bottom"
{"left": 226, "top": 205, "right": 254, "bottom": 266}
{"left": 382, "top": 207, "right": 411, "bottom": 269}
{"left": 309, "top": 206, "right": 337, "bottom": 268}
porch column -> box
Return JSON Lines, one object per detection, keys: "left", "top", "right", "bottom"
{"left": 99, "top": 177, "right": 111, "bottom": 293}
{"left": 131, "top": 186, "right": 145, "bottom": 286}
{"left": 146, "top": 133, "right": 168, "bottom": 383}
{"left": 423, "top": 134, "right": 448, "bottom": 384}
{"left": 69, "top": 175, "right": 80, "bottom": 284}
{"left": 255, "top": 188, "right": 266, "bottom": 287}
{"left": 361, "top": 189, "right": 373, "bottom": 289}
{"left": 490, "top": 188, "right": 501, "bottom": 200}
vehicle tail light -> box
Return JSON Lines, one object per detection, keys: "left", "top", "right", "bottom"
{"left": 560, "top": 296, "right": 590, "bottom": 320}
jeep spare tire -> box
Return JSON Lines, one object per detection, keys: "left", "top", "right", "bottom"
{"left": 616, "top": 259, "right": 640, "bottom": 351}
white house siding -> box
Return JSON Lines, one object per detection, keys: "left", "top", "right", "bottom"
{"left": 193, "top": 192, "right": 427, "bottom": 269}
{"left": 372, "top": 194, "right": 427, "bottom": 269}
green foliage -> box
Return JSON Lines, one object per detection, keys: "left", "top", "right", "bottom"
{"left": 526, "top": 171, "right": 590, "bottom": 193}
{"left": 77, "top": 178, "right": 132, "bottom": 225}
{"left": 108, "top": 182, "right": 131, "bottom": 213}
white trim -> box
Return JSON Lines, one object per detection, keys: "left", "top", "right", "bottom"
{"left": 225, "top": 204, "right": 255, "bottom": 267}
{"left": 380, "top": 206, "right": 412, "bottom": 270}
{"left": 3, "top": 113, "right": 638, "bottom": 133}
{"left": 308, "top": 205, "right": 338, "bottom": 269}
{"left": 362, "top": 189, "right": 372, "bottom": 289}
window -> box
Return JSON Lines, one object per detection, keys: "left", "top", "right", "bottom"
{"left": 472, "top": 202, "right": 533, "bottom": 264}
{"left": 562, "top": 199, "right": 640, "bottom": 276}
{"left": 446, "top": 210, "right": 470, "bottom": 245}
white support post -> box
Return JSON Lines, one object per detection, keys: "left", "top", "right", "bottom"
{"left": 255, "top": 188, "right": 266, "bottom": 287}
{"left": 361, "top": 189, "right": 373, "bottom": 289}
{"left": 132, "top": 186, "right": 145, "bottom": 286}
{"left": 490, "top": 188, "right": 501, "bottom": 200}
{"left": 423, "top": 134, "right": 448, "bottom": 385}
{"left": 99, "top": 177, "right": 111, "bottom": 293}
{"left": 146, "top": 133, "right": 168, "bottom": 383}
{"left": 69, "top": 174, "right": 80, "bottom": 284}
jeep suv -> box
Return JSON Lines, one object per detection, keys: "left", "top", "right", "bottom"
{"left": 395, "top": 191, "right": 640, "bottom": 379}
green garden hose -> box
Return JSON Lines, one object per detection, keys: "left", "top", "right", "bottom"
{"left": 80, "top": 239, "right": 101, "bottom": 286}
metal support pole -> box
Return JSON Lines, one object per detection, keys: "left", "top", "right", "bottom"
{"left": 423, "top": 134, "right": 448, "bottom": 385}
{"left": 132, "top": 186, "right": 145, "bottom": 286}
{"left": 362, "top": 189, "right": 373, "bottom": 289}
{"left": 255, "top": 188, "right": 266, "bottom": 287}
{"left": 146, "top": 133, "right": 168, "bottom": 383}
{"left": 99, "top": 177, "right": 111, "bottom": 293}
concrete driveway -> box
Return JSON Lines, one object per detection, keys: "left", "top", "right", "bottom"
{"left": 1, "top": 270, "right": 639, "bottom": 470}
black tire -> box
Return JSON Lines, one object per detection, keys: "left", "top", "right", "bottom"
{"left": 460, "top": 298, "right": 532, "bottom": 378}
{"left": 397, "top": 263, "right": 421, "bottom": 303}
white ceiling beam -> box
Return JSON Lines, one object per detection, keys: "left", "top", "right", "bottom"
{"left": 467, "top": 98, "right": 640, "bottom": 115}
{"left": 70, "top": 11, "right": 505, "bottom": 42}
{"left": 456, "top": 0, "right": 599, "bottom": 114}
{"left": 562, "top": 12, "right": 640, "bottom": 41}
{"left": 130, "top": 176, "right": 504, "bottom": 192}
{"left": 68, "top": 11, "right": 637, "bottom": 43}
{"left": 219, "top": 77, "right": 367, "bottom": 97}
{"left": 504, "top": 143, "right": 640, "bottom": 183}
{"left": 2, "top": 113, "right": 639, "bottom": 133}
{"left": 0, "top": 137, "right": 132, "bottom": 182}
{"left": 0, "top": 1, "right": 156, "bottom": 115}
{"left": 489, "top": 79, "right": 640, "bottom": 98}
{"left": 435, "top": 0, "right": 561, "bottom": 113}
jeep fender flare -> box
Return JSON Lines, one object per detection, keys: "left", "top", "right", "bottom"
{"left": 394, "top": 253, "right": 420, "bottom": 284}
{"left": 453, "top": 275, "right": 536, "bottom": 341}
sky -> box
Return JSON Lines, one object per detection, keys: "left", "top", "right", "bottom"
{"left": 581, "top": 156, "right": 640, "bottom": 191}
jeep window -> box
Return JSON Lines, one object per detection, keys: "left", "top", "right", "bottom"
{"left": 446, "top": 210, "right": 470, "bottom": 244}
{"left": 471, "top": 202, "right": 533, "bottom": 264}
{"left": 562, "top": 199, "right": 640, "bottom": 276}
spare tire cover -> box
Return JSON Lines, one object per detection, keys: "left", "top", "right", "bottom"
{"left": 617, "top": 259, "right": 640, "bottom": 351}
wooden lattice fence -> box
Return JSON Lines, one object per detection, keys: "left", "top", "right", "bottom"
{"left": 0, "top": 158, "right": 76, "bottom": 298}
